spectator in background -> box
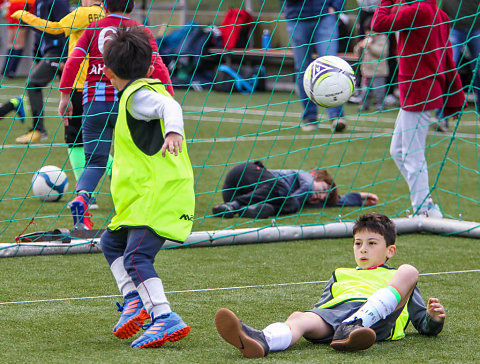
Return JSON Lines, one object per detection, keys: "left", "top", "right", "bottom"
{"left": 1, "top": 0, "right": 35, "bottom": 78}
{"left": 282, "top": 0, "right": 348, "bottom": 133}
{"left": 212, "top": 161, "right": 378, "bottom": 219}
{"left": 356, "top": 0, "right": 379, "bottom": 36}
{"left": 372, "top": 0, "right": 465, "bottom": 218}
{"left": 354, "top": 15, "right": 389, "bottom": 112}
{"left": 351, "top": 0, "right": 398, "bottom": 107}
{"left": 438, "top": 0, "right": 480, "bottom": 128}
{"left": 14, "top": 0, "right": 69, "bottom": 143}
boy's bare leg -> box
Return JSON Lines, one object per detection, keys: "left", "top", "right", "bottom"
{"left": 215, "top": 309, "right": 332, "bottom": 358}
{"left": 285, "top": 311, "right": 333, "bottom": 345}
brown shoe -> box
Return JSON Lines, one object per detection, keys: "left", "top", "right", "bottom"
{"left": 330, "top": 319, "right": 376, "bottom": 351}
{"left": 215, "top": 308, "right": 269, "bottom": 358}
{"left": 331, "top": 118, "right": 347, "bottom": 132}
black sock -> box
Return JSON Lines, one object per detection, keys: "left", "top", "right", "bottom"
{"left": 0, "top": 101, "right": 15, "bottom": 117}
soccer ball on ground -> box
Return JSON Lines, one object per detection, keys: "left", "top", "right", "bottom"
{"left": 31, "top": 165, "right": 69, "bottom": 202}
{"left": 303, "top": 55, "right": 355, "bottom": 108}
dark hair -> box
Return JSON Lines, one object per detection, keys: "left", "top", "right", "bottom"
{"left": 104, "top": 0, "right": 134, "bottom": 13}
{"left": 310, "top": 169, "right": 340, "bottom": 206}
{"left": 353, "top": 213, "right": 396, "bottom": 246}
{"left": 103, "top": 27, "right": 152, "bottom": 80}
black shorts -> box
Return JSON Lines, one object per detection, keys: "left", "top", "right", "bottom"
{"left": 64, "top": 90, "right": 84, "bottom": 146}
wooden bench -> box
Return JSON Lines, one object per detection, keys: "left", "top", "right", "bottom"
{"left": 208, "top": 48, "right": 358, "bottom": 65}
{"left": 207, "top": 48, "right": 358, "bottom": 91}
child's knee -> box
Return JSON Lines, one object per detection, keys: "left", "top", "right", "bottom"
{"left": 286, "top": 311, "right": 313, "bottom": 325}
{"left": 287, "top": 311, "right": 304, "bottom": 320}
{"left": 123, "top": 251, "right": 135, "bottom": 274}
{"left": 100, "top": 231, "right": 114, "bottom": 255}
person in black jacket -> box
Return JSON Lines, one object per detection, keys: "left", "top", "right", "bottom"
{"left": 212, "top": 162, "right": 378, "bottom": 219}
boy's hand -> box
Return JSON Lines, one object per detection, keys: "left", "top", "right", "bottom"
{"left": 161, "top": 132, "right": 183, "bottom": 157}
{"left": 361, "top": 193, "right": 379, "bottom": 206}
{"left": 427, "top": 297, "right": 446, "bottom": 322}
{"left": 356, "top": 38, "right": 367, "bottom": 49}
{"left": 58, "top": 92, "right": 73, "bottom": 126}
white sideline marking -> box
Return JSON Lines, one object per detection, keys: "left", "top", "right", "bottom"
{"left": 0, "top": 269, "right": 478, "bottom": 306}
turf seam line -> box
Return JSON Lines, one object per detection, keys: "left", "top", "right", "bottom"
{"left": 1, "top": 269, "right": 478, "bottom": 306}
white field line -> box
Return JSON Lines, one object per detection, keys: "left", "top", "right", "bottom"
{"left": 2, "top": 114, "right": 478, "bottom": 150}
{"left": 0, "top": 269, "right": 478, "bottom": 306}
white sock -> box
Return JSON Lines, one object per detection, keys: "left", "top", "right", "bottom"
{"left": 136, "top": 277, "right": 171, "bottom": 318}
{"left": 343, "top": 286, "right": 401, "bottom": 327}
{"left": 110, "top": 257, "right": 136, "bottom": 297}
{"left": 262, "top": 322, "right": 292, "bottom": 351}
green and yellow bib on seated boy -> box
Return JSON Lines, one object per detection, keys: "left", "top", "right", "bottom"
{"left": 108, "top": 78, "right": 195, "bottom": 243}
{"left": 317, "top": 267, "right": 410, "bottom": 341}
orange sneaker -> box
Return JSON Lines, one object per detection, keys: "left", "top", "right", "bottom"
{"left": 113, "top": 291, "right": 150, "bottom": 339}
{"left": 131, "top": 311, "right": 190, "bottom": 348}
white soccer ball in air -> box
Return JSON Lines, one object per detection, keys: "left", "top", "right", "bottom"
{"left": 303, "top": 55, "right": 355, "bottom": 108}
{"left": 31, "top": 165, "right": 69, "bottom": 202}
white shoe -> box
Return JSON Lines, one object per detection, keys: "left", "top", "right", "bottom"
{"left": 425, "top": 204, "right": 443, "bottom": 218}
{"left": 331, "top": 118, "right": 346, "bottom": 132}
{"left": 301, "top": 119, "right": 317, "bottom": 131}
{"left": 409, "top": 204, "right": 443, "bottom": 218}
{"left": 384, "top": 94, "right": 398, "bottom": 106}
{"left": 348, "top": 94, "right": 362, "bottom": 104}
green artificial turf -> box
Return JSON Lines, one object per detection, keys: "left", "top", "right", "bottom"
{"left": 0, "top": 234, "right": 478, "bottom": 363}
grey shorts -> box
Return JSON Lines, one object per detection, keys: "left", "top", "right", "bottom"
{"left": 308, "top": 301, "right": 404, "bottom": 344}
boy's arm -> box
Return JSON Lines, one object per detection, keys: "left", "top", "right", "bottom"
{"left": 11, "top": 9, "right": 75, "bottom": 38}
{"left": 59, "top": 23, "right": 94, "bottom": 93}
{"left": 129, "top": 89, "right": 184, "bottom": 157}
{"left": 282, "top": 171, "right": 314, "bottom": 214}
{"left": 129, "top": 88, "right": 183, "bottom": 135}
{"left": 58, "top": 47, "right": 86, "bottom": 122}
{"left": 59, "top": 46, "right": 87, "bottom": 94}
{"left": 335, "top": 192, "right": 377, "bottom": 207}
{"left": 407, "top": 287, "right": 445, "bottom": 336}
{"left": 58, "top": 30, "right": 91, "bottom": 120}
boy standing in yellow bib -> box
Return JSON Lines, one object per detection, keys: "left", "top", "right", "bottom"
{"left": 100, "top": 27, "right": 194, "bottom": 349}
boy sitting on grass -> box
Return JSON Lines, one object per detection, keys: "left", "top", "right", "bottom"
{"left": 215, "top": 212, "right": 445, "bottom": 357}
{"left": 100, "top": 27, "right": 195, "bottom": 348}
